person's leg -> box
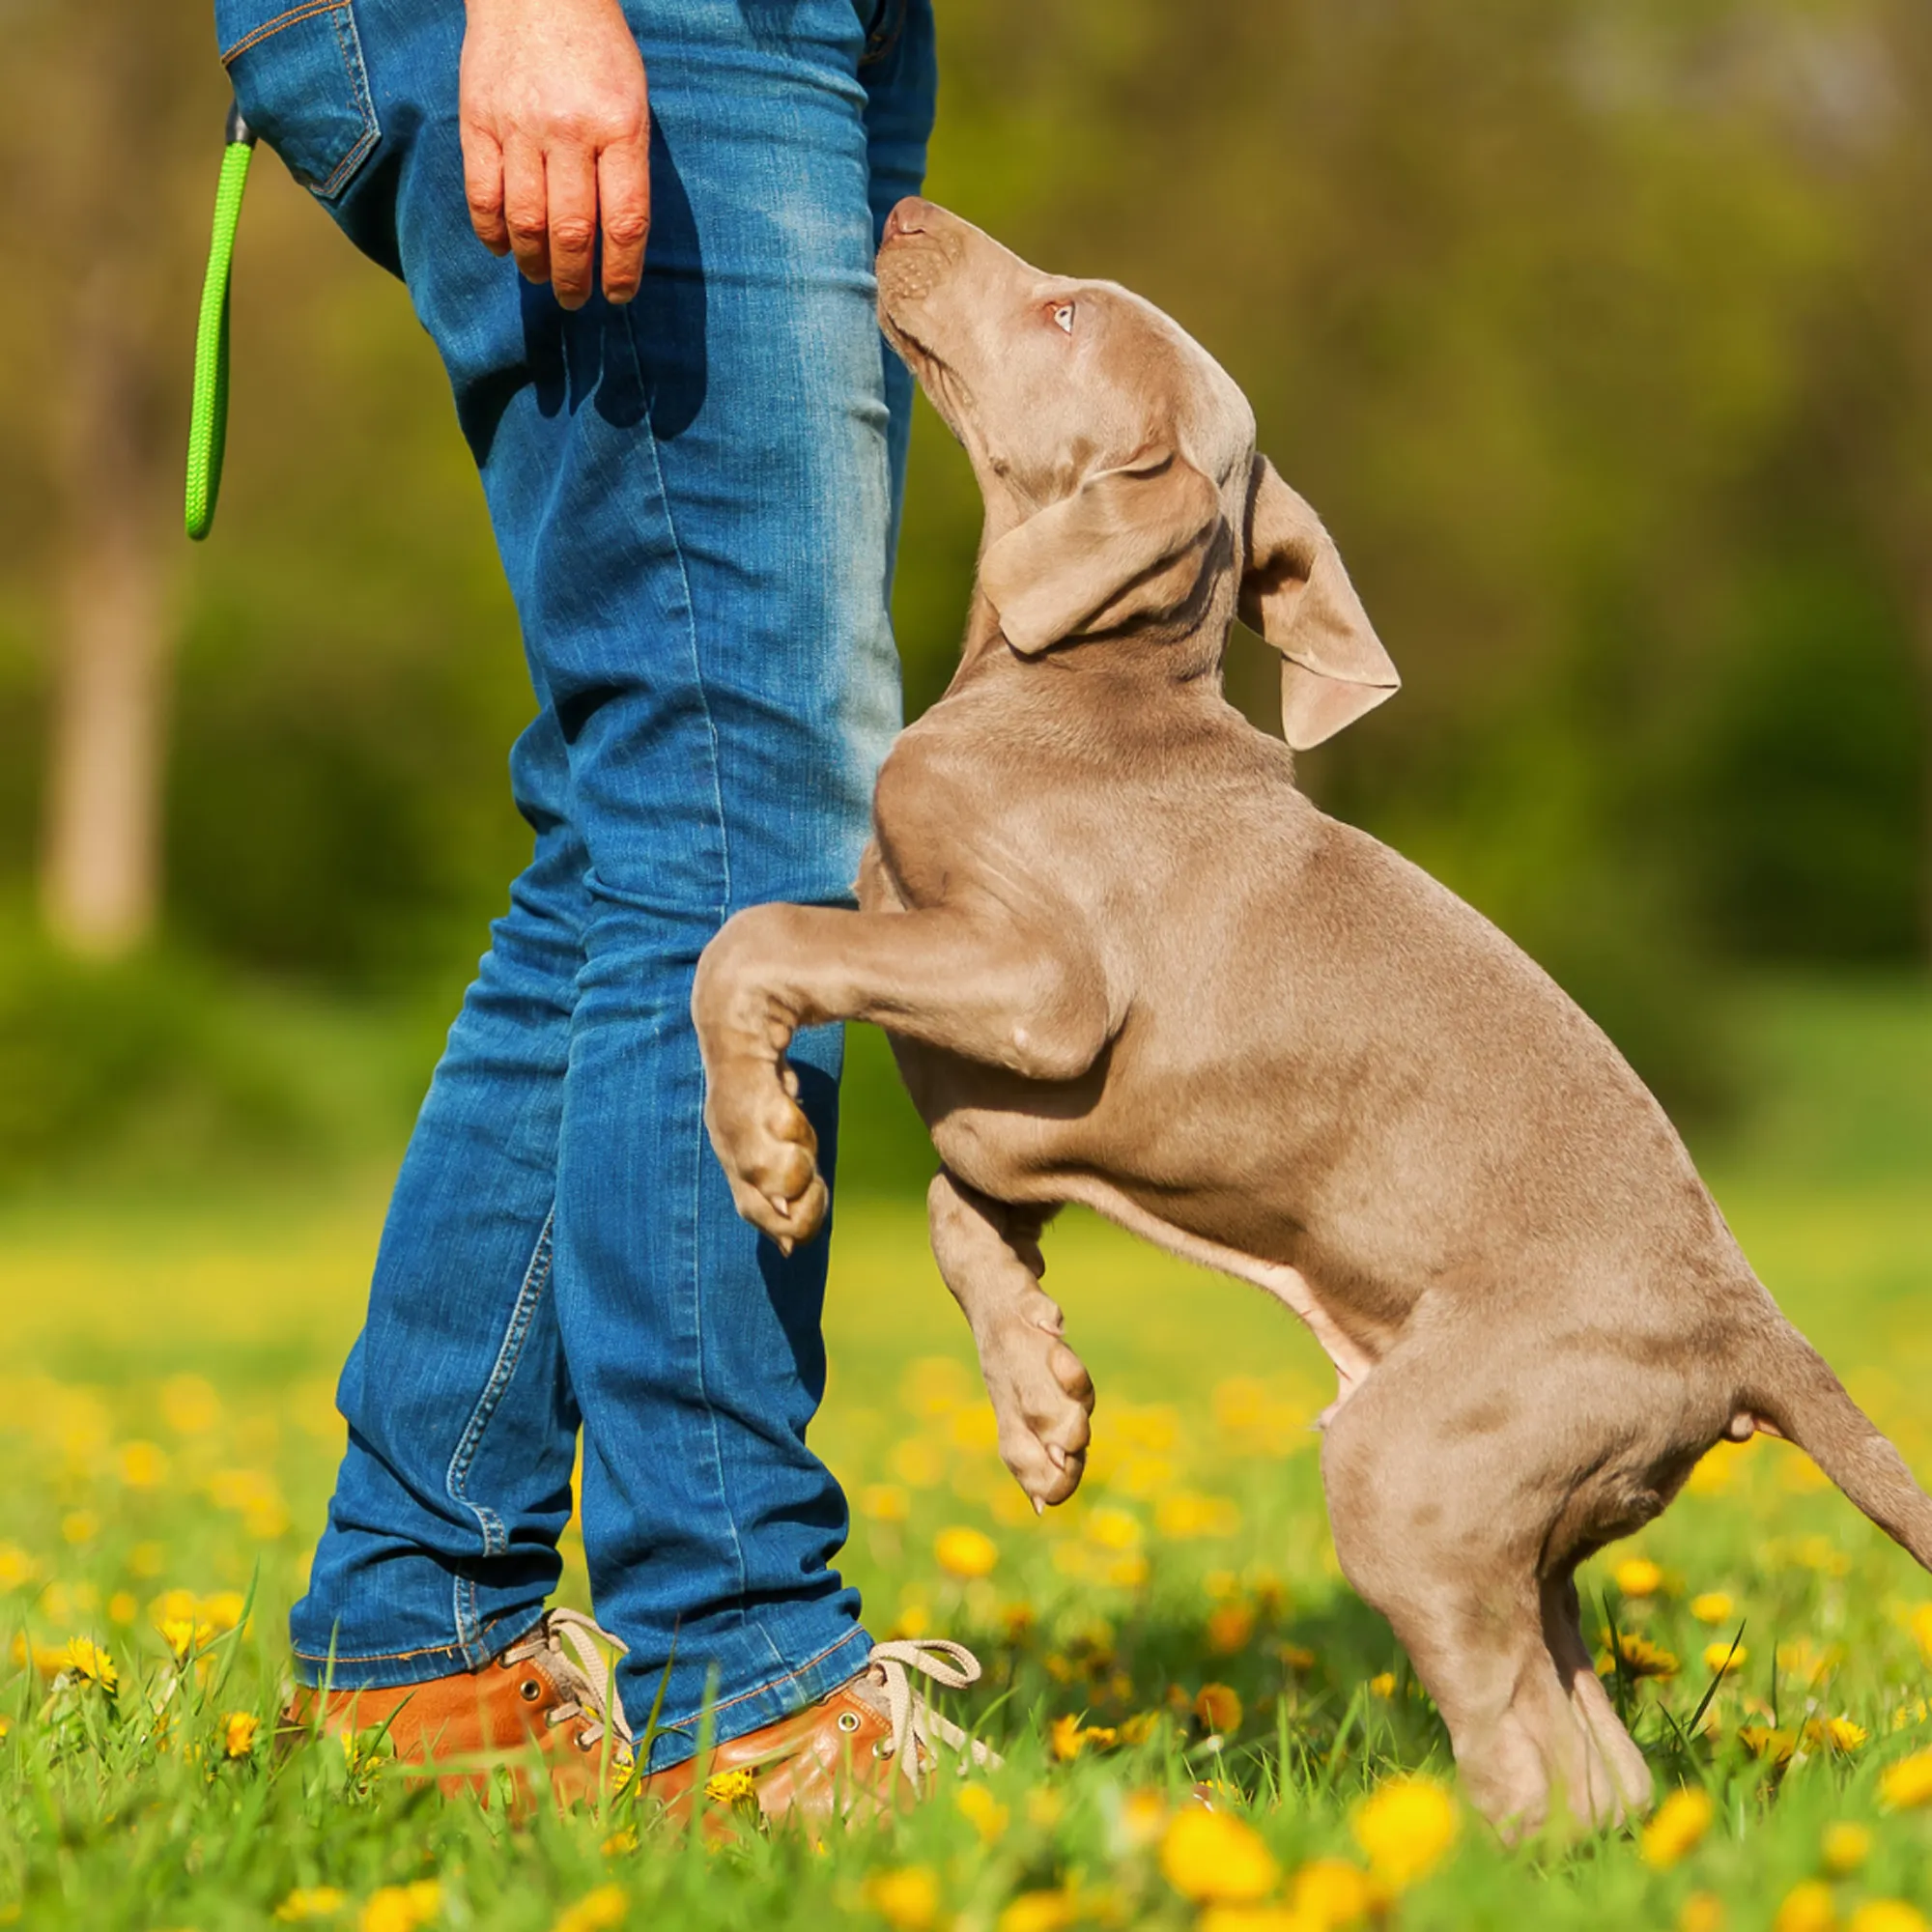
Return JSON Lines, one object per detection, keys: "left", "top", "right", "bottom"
{"left": 290, "top": 707, "right": 585, "bottom": 1685}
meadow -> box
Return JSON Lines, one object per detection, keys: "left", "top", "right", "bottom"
{"left": 2, "top": 980, "right": 1929, "bottom": 1932}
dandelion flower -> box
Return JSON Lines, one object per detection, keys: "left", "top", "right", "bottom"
{"left": 1207, "top": 1604, "right": 1256, "bottom": 1655}
{"left": 1368, "top": 1672, "right": 1397, "bottom": 1699}
{"left": 1847, "top": 1907, "right": 1929, "bottom": 1932}
{"left": 1598, "top": 1631, "right": 1678, "bottom": 1679}
{"left": 1194, "top": 1684, "right": 1243, "bottom": 1734}
{"left": 1680, "top": 1893, "right": 1724, "bottom": 1932}
{"left": 600, "top": 1829, "right": 638, "bottom": 1858}
{"left": 358, "top": 1881, "right": 440, "bottom": 1932}
{"left": 1821, "top": 1820, "right": 1872, "bottom": 1875}
{"left": 223, "top": 1711, "right": 260, "bottom": 1758}
{"left": 934, "top": 1526, "right": 998, "bottom": 1580}
{"left": 1691, "top": 1592, "right": 1735, "bottom": 1626}
{"left": 1739, "top": 1725, "right": 1797, "bottom": 1765}
{"left": 1292, "top": 1856, "right": 1376, "bottom": 1924}
{"left": 702, "top": 1768, "right": 756, "bottom": 1807}
{"left": 117, "top": 1441, "right": 170, "bottom": 1490}
{"left": 64, "top": 1638, "right": 117, "bottom": 1692}
{"left": 1703, "top": 1642, "right": 1747, "bottom": 1676}
{"left": 200, "top": 1591, "right": 247, "bottom": 1634}
{"left": 858, "top": 1484, "right": 910, "bottom": 1524}
{"left": 1615, "top": 1557, "right": 1662, "bottom": 1598}
{"left": 1879, "top": 1749, "right": 1932, "bottom": 1810}
{"left": 955, "top": 1781, "right": 1009, "bottom": 1844}
{"left": 1806, "top": 1718, "right": 1867, "bottom": 1754}
{"left": 1774, "top": 1881, "right": 1837, "bottom": 1932}
{"left": 61, "top": 1512, "right": 99, "bottom": 1547}
{"left": 1118, "top": 1788, "right": 1167, "bottom": 1849}
{"left": 161, "top": 1375, "right": 222, "bottom": 1435}
{"left": 1158, "top": 1806, "right": 1281, "bottom": 1904}
{"left": 1026, "top": 1787, "right": 1064, "bottom": 1830}
{"left": 1640, "top": 1788, "right": 1714, "bottom": 1869}
{"left": 1909, "top": 1604, "right": 1932, "bottom": 1667}
{"left": 0, "top": 1544, "right": 36, "bottom": 1592}
{"left": 995, "top": 1890, "right": 1076, "bottom": 1932}
{"left": 552, "top": 1885, "right": 628, "bottom": 1932}
{"left": 861, "top": 1865, "right": 940, "bottom": 1931}
{"left": 274, "top": 1889, "right": 347, "bottom": 1923}
{"left": 1351, "top": 1776, "right": 1460, "bottom": 1889}
{"left": 1196, "top": 1912, "right": 1308, "bottom": 1932}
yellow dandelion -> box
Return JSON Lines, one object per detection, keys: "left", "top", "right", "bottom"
{"left": 858, "top": 1484, "right": 910, "bottom": 1524}
{"left": 160, "top": 1374, "right": 222, "bottom": 1435}
{"left": 1681, "top": 1893, "right": 1724, "bottom": 1932}
{"left": 1105, "top": 1552, "right": 1150, "bottom": 1589}
{"left": 117, "top": 1441, "right": 170, "bottom": 1490}
{"left": 223, "top": 1711, "right": 260, "bottom": 1758}
{"left": 1690, "top": 1592, "right": 1735, "bottom": 1626}
{"left": 64, "top": 1637, "right": 117, "bottom": 1692}
{"left": 1194, "top": 1683, "right": 1244, "bottom": 1734}
{"left": 0, "top": 1544, "right": 37, "bottom": 1592}
{"left": 861, "top": 1865, "right": 941, "bottom": 1931}
{"left": 1085, "top": 1508, "right": 1143, "bottom": 1553}
{"left": 1774, "top": 1881, "right": 1837, "bottom": 1932}
{"left": 1879, "top": 1749, "right": 1932, "bottom": 1809}
{"left": 1155, "top": 1492, "right": 1242, "bottom": 1540}
{"left": 955, "top": 1781, "right": 1009, "bottom": 1845}
{"left": 1848, "top": 1908, "right": 1929, "bottom": 1932}
{"left": 1615, "top": 1557, "right": 1663, "bottom": 1598}
{"left": 1368, "top": 1672, "right": 1397, "bottom": 1699}
{"left": 358, "top": 1881, "right": 440, "bottom": 1932}
{"left": 1703, "top": 1642, "right": 1747, "bottom": 1676}
{"left": 1821, "top": 1820, "right": 1872, "bottom": 1876}
{"left": 200, "top": 1591, "right": 247, "bottom": 1634}
{"left": 274, "top": 1889, "right": 347, "bottom": 1923}
{"left": 552, "top": 1885, "right": 628, "bottom": 1932}
{"left": 61, "top": 1512, "right": 99, "bottom": 1547}
{"left": 1739, "top": 1725, "right": 1798, "bottom": 1766}
{"left": 1909, "top": 1604, "right": 1932, "bottom": 1667}
{"left": 1207, "top": 1603, "right": 1256, "bottom": 1655}
{"left": 1292, "top": 1856, "right": 1376, "bottom": 1924}
{"left": 1276, "top": 1643, "right": 1316, "bottom": 1672}
{"left": 702, "top": 1768, "right": 756, "bottom": 1806}
{"left": 1640, "top": 1788, "right": 1714, "bottom": 1870}
{"left": 1119, "top": 1711, "right": 1158, "bottom": 1745}
{"left": 128, "top": 1542, "right": 166, "bottom": 1578}
{"left": 1806, "top": 1718, "right": 1867, "bottom": 1754}
{"left": 1159, "top": 1806, "right": 1281, "bottom": 1904}
{"left": 933, "top": 1526, "right": 998, "bottom": 1580}
{"left": 1196, "top": 1911, "right": 1308, "bottom": 1932}
{"left": 600, "top": 1828, "right": 638, "bottom": 1858}
{"left": 1026, "top": 1787, "right": 1064, "bottom": 1830}
{"left": 996, "top": 1890, "right": 1076, "bottom": 1932}
{"left": 1351, "top": 1775, "right": 1460, "bottom": 1889}
{"left": 1599, "top": 1631, "right": 1679, "bottom": 1679}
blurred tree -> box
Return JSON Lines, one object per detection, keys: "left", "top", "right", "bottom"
{"left": 0, "top": 0, "right": 225, "bottom": 955}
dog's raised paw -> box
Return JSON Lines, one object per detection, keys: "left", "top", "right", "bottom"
{"left": 702, "top": 1054, "right": 828, "bottom": 1249}
{"left": 982, "top": 1293, "right": 1094, "bottom": 1509}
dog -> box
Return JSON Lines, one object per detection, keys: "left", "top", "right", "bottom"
{"left": 690, "top": 197, "right": 1932, "bottom": 1834}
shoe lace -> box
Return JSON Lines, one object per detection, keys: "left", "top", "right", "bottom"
{"left": 856, "top": 1637, "right": 1002, "bottom": 1783}
{"left": 499, "top": 1608, "right": 634, "bottom": 1759}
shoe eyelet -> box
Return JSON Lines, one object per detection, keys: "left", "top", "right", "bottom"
{"left": 871, "top": 1741, "right": 891, "bottom": 1759}
{"left": 575, "top": 1729, "right": 596, "bottom": 1753}
{"left": 836, "top": 1710, "right": 862, "bottom": 1734}
{"left": 519, "top": 1678, "right": 544, "bottom": 1703}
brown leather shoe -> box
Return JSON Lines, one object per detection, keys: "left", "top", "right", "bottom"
{"left": 281, "top": 1609, "right": 632, "bottom": 1810}
{"left": 630, "top": 1637, "right": 997, "bottom": 1832}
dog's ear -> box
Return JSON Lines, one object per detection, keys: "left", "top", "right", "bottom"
{"left": 980, "top": 449, "right": 1222, "bottom": 656}
{"left": 1238, "top": 455, "right": 1398, "bottom": 750}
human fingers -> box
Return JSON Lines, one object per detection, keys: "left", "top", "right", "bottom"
{"left": 461, "top": 119, "right": 510, "bottom": 257}
{"left": 545, "top": 141, "right": 598, "bottom": 310}
{"left": 597, "top": 129, "right": 650, "bottom": 304}
{"left": 501, "top": 133, "right": 553, "bottom": 286}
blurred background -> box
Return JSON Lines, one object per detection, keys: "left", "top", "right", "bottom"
{"left": 0, "top": 0, "right": 1927, "bottom": 1201}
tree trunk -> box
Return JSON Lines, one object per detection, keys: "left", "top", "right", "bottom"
{"left": 39, "top": 297, "right": 174, "bottom": 959}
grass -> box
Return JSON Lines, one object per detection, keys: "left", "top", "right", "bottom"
{"left": 1, "top": 977, "right": 1929, "bottom": 1930}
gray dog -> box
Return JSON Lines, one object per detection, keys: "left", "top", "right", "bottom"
{"left": 691, "top": 197, "right": 1932, "bottom": 1834}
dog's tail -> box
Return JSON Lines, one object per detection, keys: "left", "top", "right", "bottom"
{"left": 1740, "top": 1320, "right": 1932, "bottom": 1573}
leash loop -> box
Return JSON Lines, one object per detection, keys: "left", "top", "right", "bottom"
{"left": 185, "top": 102, "right": 257, "bottom": 542}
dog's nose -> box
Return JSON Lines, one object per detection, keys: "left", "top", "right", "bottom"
{"left": 883, "top": 196, "right": 935, "bottom": 242}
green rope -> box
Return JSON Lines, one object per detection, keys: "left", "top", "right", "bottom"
{"left": 185, "top": 116, "right": 256, "bottom": 542}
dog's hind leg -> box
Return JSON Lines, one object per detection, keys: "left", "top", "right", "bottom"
{"left": 928, "top": 1169, "right": 1094, "bottom": 1510}
{"left": 1320, "top": 1348, "right": 1654, "bottom": 1836}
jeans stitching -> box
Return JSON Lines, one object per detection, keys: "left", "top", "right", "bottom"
{"left": 653, "top": 1625, "right": 869, "bottom": 1740}
{"left": 219, "top": 0, "right": 343, "bottom": 63}
{"left": 292, "top": 1608, "right": 537, "bottom": 1670}
{"left": 443, "top": 1208, "right": 556, "bottom": 1649}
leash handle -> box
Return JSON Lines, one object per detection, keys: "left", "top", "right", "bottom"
{"left": 185, "top": 103, "right": 257, "bottom": 542}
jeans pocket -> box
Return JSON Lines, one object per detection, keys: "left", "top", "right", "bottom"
{"left": 217, "top": 0, "right": 381, "bottom": 202}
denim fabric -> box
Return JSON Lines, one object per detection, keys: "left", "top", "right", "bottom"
{"left": 224, "top": 0, "right": 935, "bottom": 1768}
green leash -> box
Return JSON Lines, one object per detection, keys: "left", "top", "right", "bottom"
{"left": 185, "top": 102, "right": 257, "bottom": 542}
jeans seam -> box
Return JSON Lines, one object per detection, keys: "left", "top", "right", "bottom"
{"left": 292, "top": 1608, "right": 538, "bottom": 1670}
{"left": 653, "top": 1626, "right": 869, "bottom": 1740}
{"left": 444, "top": 1207, "right": 556, "bottom": 1652}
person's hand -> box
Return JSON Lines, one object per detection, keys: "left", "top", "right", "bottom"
{"left": 459, "top": 0, "right": 650, "bottom": 309}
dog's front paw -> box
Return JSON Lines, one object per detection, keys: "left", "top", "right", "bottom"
{"left": 980, "top": 1290, "right": 1095, "bottom": 1511}
{"left": 702, "top": 1054, "right": 828, "bottom": 1253}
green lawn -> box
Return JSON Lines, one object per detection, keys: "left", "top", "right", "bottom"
{"left": 1, "top": 980, "right": 1929, "bottom": 1930}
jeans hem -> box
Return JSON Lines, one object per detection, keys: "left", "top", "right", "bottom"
{"left": 638, "top": 1624, "right": 874, "bottom": 1773}
{"left": 288, "top": 1608, "right": 545, "bottom": 1690}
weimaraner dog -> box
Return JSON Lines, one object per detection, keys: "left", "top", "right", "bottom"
{"left": 692, "top": 197, "right": 1932, "bottom": 1834}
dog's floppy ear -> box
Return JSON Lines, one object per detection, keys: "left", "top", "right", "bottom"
{"left": 980, "top": 449, "right": 1222, "bottom": 656}
{"left": 1238, "top": 455, "right": 1398, "bottom": 749}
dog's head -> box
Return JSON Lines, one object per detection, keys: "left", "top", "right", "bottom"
{"left": 876, "top": 198, "right": 1398, "bottom": 749}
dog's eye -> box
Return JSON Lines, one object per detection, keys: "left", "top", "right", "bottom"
{"left": 1052, "top": 302, "right": 1076, "bottom": 335}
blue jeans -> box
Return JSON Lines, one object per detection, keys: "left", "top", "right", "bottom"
{"left": 219, "top": 0, "right": 934, "bottom": 1768}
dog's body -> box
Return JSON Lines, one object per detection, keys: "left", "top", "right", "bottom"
{"left": 692, "top": 199, "right": 1932, "bottom": 1833}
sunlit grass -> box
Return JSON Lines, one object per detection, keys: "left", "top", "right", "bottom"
{"left": 2, "top": 982, "right": 1929, "bottom": 1929}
